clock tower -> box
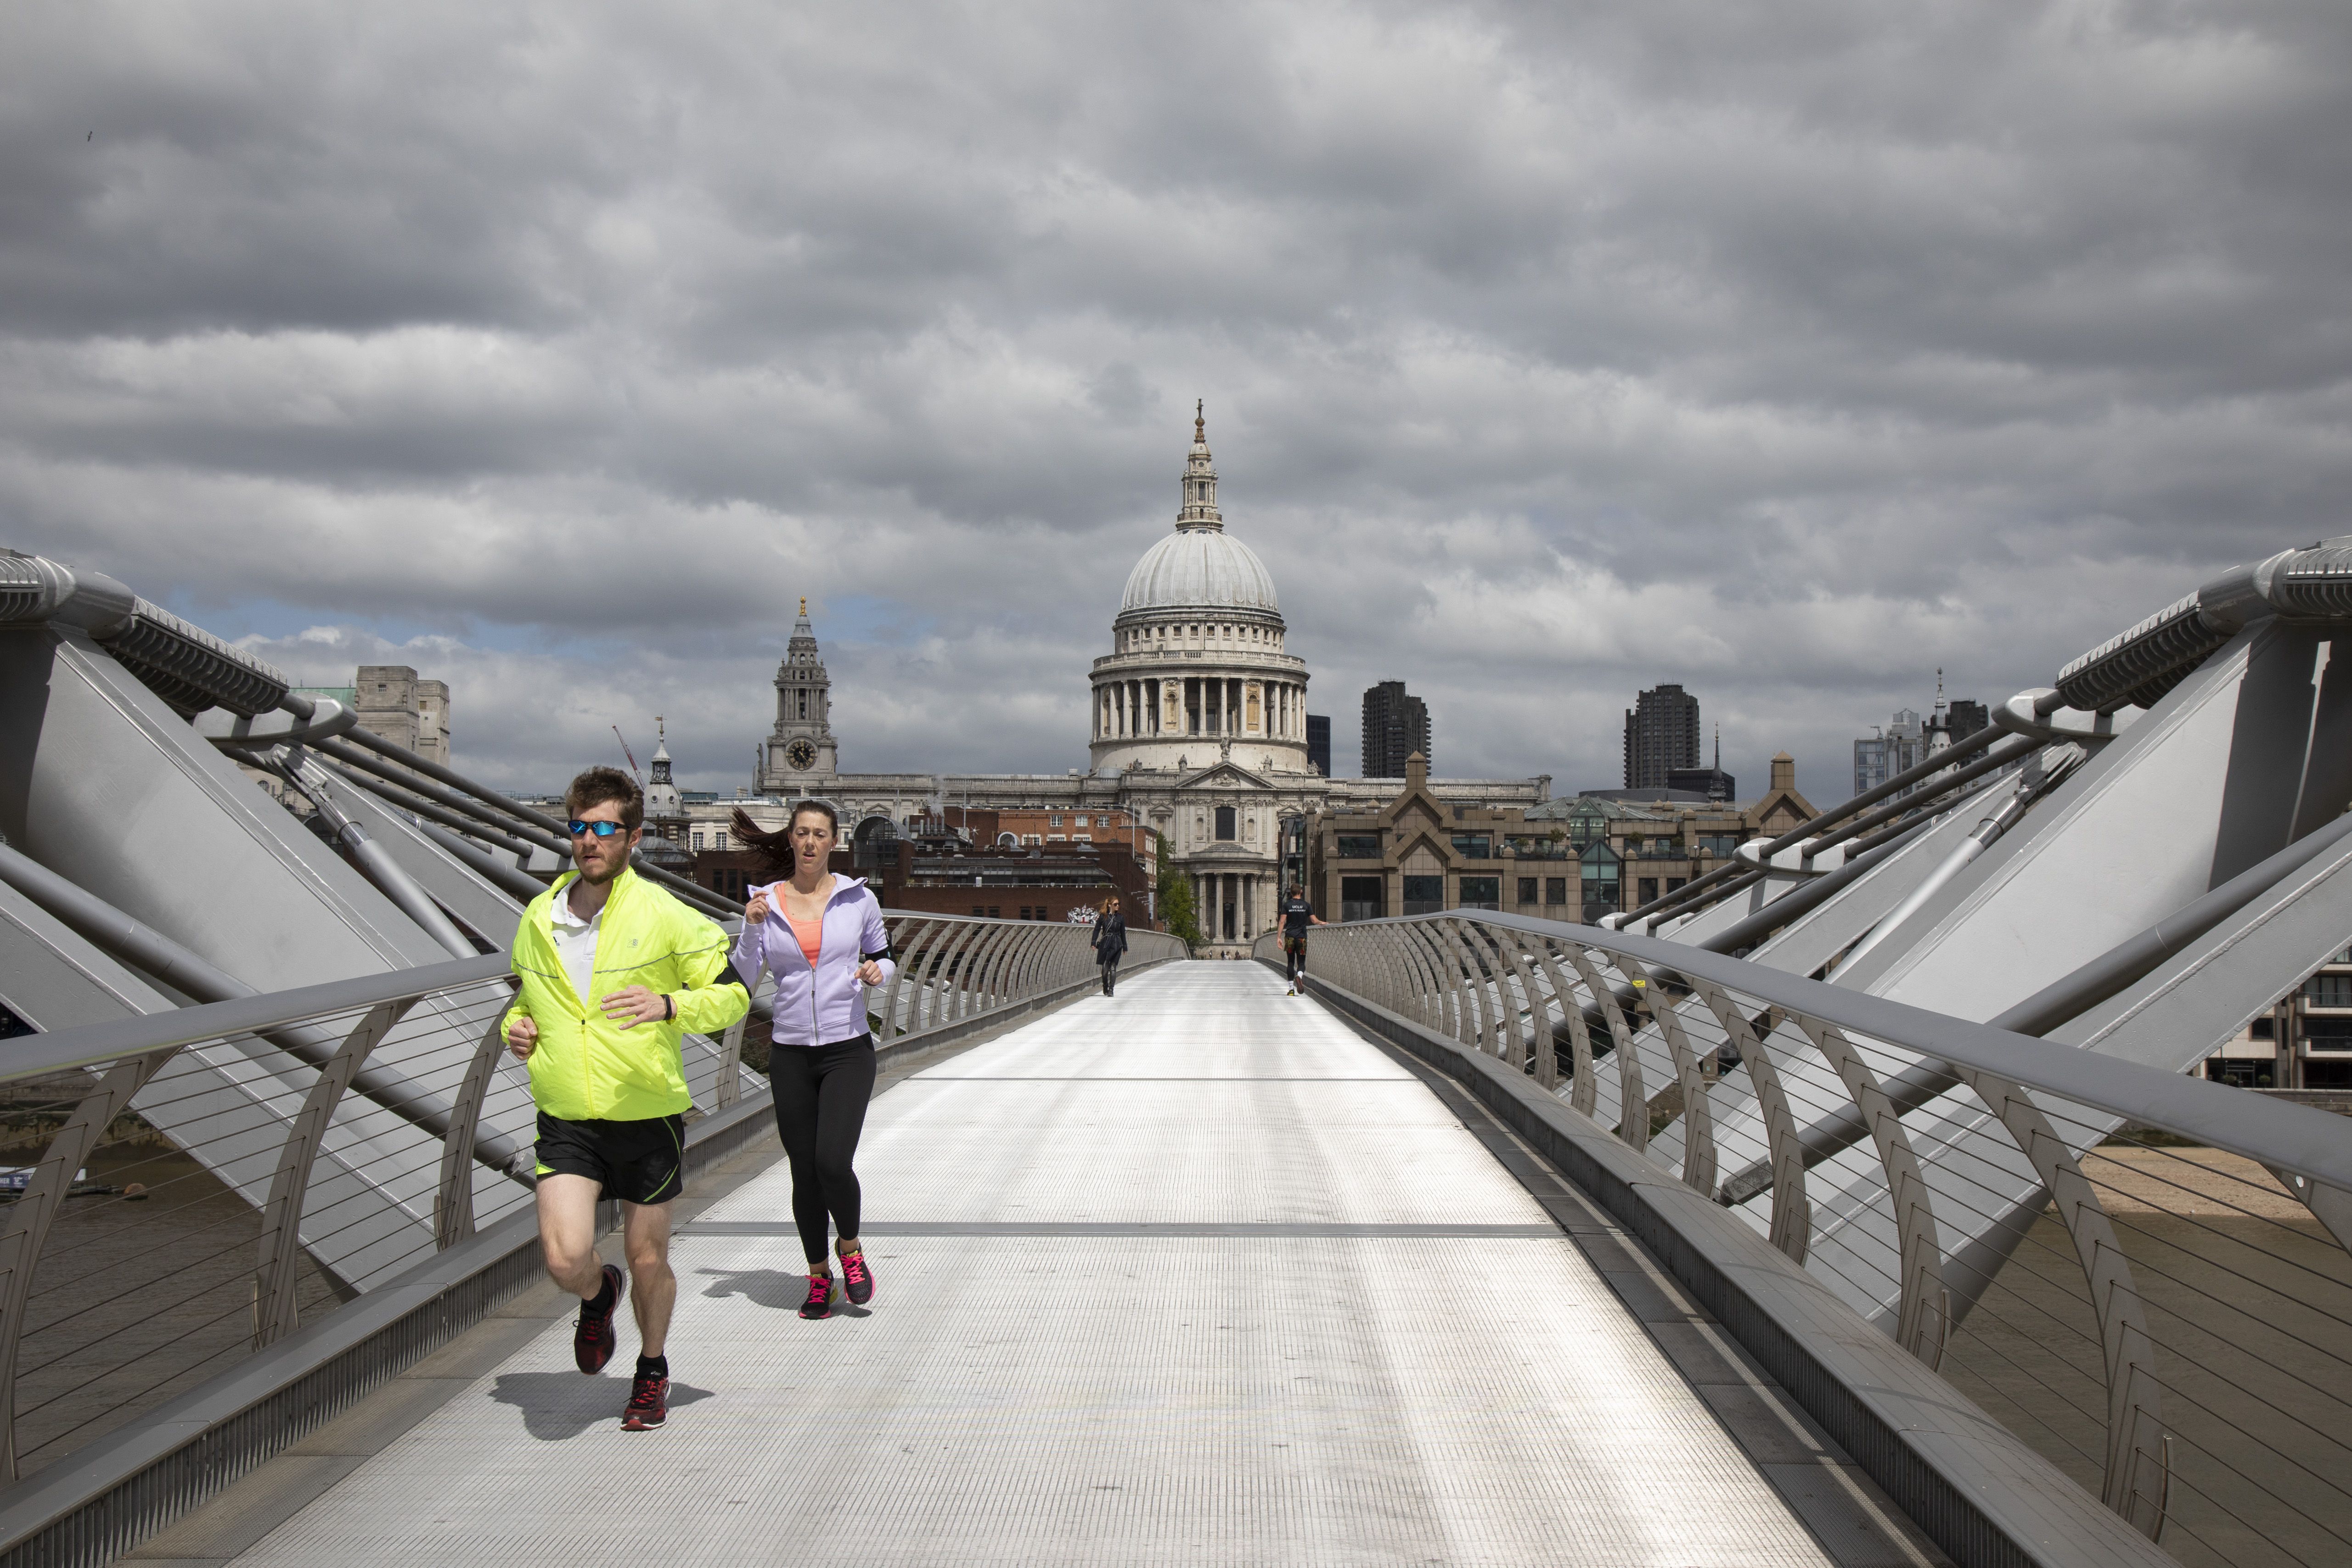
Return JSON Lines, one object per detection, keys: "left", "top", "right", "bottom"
{"left": 758, "top": 598, "right": 841, "bottom": 793}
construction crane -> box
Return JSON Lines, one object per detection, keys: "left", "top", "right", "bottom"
{"left": 611, "top": 725, "right": 643, "bottom": 787}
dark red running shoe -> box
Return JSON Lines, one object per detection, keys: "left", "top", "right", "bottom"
{"left": 799, "top": 1271, "right": 838, "bottom": 1319}
{"left": 574, "top": 1263, "right": 624, "bottom": 1373}
{"left": 840, "top": 1248, "right": 874, "bottom": 1305}
{"left": 622, "top": 1369, "right": 669, "bottom": 1431}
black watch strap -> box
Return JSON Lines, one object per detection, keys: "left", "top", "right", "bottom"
{"left": 664, "top": 994, "right": 676, "bottom": 1022}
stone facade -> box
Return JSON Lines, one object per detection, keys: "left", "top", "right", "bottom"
{"left": 354, "top": 665, "right": 450, "bottom": 766}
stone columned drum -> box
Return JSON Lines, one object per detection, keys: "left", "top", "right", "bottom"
{"left": 1090, "top": 408, "right": 1312, "bottom": 779}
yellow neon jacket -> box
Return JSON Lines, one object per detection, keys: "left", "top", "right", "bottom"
{"left": 505, "top": 867, "right": 749, "bottom": 1122}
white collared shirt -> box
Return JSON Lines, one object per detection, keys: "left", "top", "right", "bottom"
{"left": 548, "top": 885, "right": 603, "bottom": 1006}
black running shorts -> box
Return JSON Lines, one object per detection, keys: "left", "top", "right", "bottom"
{"left": 534, "top": 1111, "right": 686, "bottom": 1206}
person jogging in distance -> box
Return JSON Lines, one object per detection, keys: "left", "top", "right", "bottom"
{"left": 506, "top": 767, "right": 748, "bottom": 1433}
{"left": 731, "top": 800, "right": 895, "bottom": 1320}
{"left": 1092, "top": 894, "right": 1127, "bottom": 996}
{"left": 1279, "top": 883, "right": 1324, "bottom": 995}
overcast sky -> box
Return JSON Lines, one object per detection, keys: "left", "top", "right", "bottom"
{"left": 7, "top": 1, "right": 2349, "bottom": 801}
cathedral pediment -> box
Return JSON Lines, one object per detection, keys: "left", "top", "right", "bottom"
{"left": 1174, "top": 761, "right": 1273, "bottom": 791}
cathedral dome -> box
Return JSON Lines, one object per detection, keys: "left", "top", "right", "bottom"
{"left": 1117, "top": 404, "right": 1280, "bottom": 617}
{"left": 1120, "top": 528, "right": 1279, "bottom": 615}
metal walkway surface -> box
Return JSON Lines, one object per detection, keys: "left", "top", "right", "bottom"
{"left": 210, "top": 964, "right": 1850, "bottom": 1566}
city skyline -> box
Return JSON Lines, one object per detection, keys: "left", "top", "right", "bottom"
{"left": 7, "top": 6, "right": 2348, "bottom": 805}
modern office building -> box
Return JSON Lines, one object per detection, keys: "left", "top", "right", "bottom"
{"left": 1305, "top": 714, "right": 1330, "bottom": 777}
{"left": 1854, "top": 707, "right": 1926, "bottom": 796}
{"left": 1361, "top": 682, "right": 1430, "bottom": 779}
{"left": 1623, "top": 683, "right": 1701, "bottom": 790}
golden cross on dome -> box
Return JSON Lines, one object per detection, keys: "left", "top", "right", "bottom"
{"left": 799, "top": 596, "right": 807, "bottom": 617}
{"left": 1195, "top": 399, "right": 1204, "bottom": 441}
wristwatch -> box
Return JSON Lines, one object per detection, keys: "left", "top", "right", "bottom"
{"left": 663, "top": 994, "right": 676, "bottom": 1022}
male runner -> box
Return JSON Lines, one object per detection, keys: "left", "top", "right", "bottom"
{"left": 505, "top": 767, "right": 748, "bottom": 1431}
{"left": 1278, "top": 883, "right": 1324, "bottom": 995}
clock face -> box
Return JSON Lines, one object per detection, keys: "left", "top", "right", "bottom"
{"left": 786, "top": 738, "right": 817, "bottom": 770}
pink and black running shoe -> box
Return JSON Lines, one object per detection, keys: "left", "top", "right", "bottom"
{"left": 840, "top": 1249, "right": 875, "bottom": 1305}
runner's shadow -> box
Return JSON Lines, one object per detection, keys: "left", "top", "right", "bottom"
{"left": 488, "top": 1371, "right": 714, "bottom": 1440}
{"left": 699, "top": 1267, "right": 870, "bottom": 1318}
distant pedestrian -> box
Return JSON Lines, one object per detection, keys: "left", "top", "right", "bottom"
{"left": 505, "top": 767, "right": 749, "bottom": 1432}
{"left": 731, "top": 800, "right": 895, "bottom": 1320}
{"left": 1279, "top": 884, "right": 1324, "bottom": 995}
{"left": 1093, "top": 895, "right": 1128, "bottom": 996}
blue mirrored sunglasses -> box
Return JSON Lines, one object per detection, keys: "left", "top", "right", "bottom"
{"left": 566, "top": 819, "right": 630, "bottom": 838}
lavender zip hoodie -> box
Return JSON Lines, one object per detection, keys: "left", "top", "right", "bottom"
{"left": 733, "top": 875, "right": 897, "bottom": 1047}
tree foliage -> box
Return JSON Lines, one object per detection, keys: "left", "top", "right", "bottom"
{"left": 1153, "top": 832, "right": 1201, "bottom": 948}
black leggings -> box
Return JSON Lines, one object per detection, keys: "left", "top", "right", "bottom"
{"left": 1099, "top": 953, "right": 1120, "bottom": 994}
{"left": 768, "top": 1036, "right": 877, "bottom": 1265}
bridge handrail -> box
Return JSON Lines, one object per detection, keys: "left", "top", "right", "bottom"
{"left": 1344, "top": 909, "right": 2352, "bottom": 1196}
{"left": 0, "top": 909, "right": 1173, "bottom": 1541}
{"left": 1277, "top": 911, "right": 2352, "bottom": 1563}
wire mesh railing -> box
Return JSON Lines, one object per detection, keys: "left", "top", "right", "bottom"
{"left": 0, "top": 910, "right": 1174, "bottom": 1487}
{"left": 1267, "top": 912, "right": 2352, "bottom": 1568}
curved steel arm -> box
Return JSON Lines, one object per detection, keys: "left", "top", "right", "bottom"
{"left": 1615, "top": 955, "right": 1716, "bottom": 1196}
{"left": 1564, "top": 947, "right": 1646, "bottom": 1152}
{"left": 1959, "top": 1068, "right": 2167, "bottom": 1538}
{"left": 1795, "top": 1017, "right": 1947, "bottom": 1365}
{"left": 256, "top": 998, "right": 417, "bottom": 1348}
{"left": 0, "top": 1046, "right": 180, "bottom": 1478}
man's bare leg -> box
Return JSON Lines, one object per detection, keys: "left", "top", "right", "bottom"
{"left": 536, "top": 1174, "right": 608, "bottom": 1298}
{"left": 623, "top": 1200, "right": 676, "bottom": 1358}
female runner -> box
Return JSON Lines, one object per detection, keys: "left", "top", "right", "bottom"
{"left": 731, "top": 801, "right": 895, "bottom": 1319}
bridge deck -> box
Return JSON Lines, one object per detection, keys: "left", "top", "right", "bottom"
{"left": 210, "top": 964, "right": 1846, "bottom": 1565}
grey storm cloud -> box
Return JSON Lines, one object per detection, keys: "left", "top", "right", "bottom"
{"left": 3, "top": 0, "right": 2349, "bottom": 797}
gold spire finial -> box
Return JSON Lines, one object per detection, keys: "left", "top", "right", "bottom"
{"left": 1195, "top": 399, "right": 1204, "bottom": 442}
{"left": 799, "top": 596, "right": 807, "bottom": 618}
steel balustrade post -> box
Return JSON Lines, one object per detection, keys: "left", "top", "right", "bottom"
{"left": 1502, "top": 931, "right": 1553, "bottom": 1085}
{"left": 255, "top": 997, "right": 417, "bottom": 1348}
{"left": 877, "top": 920, "right": 935, "bottom": 1043}
{"left": 1463, "top": 921, "right": 1510, "bottom": 1059}
{"left": 1361, "top": 928, "right": 1399, "bottom": 1012}
{"left": 1453, "top": 920, "right": 1503, "bottom": 1057}
{"left": 1528, "top": 939, "right": 1593, "bottom": 1114}
{"left": 938, "top": 922, "right": 987, "bottom": 1024}
{"left": 969, "top": 923, "right": 1017, "bottom": 1013}
{"left": 1496, "top": 928, "right": 1543, "bottom": 1077}
{"left": 1460, "top": 921, "right": 1506, "bottom": 1057}
{"left": 1615, "top": 955, "right": 1716, "bottom": 1195}
{"left": 1001, "top": 922, "right": 1042, "bottom": 1004}
{"left": 0, "top": 1044, "right": 180, "bottom": 1478}
{"left": 1354, "top": 929, "right": 1382, "bottom": 1005}
{"left": 994, "top": 922, "right": 1036, "bottom": 1006}
{"left": 715, "top": 1016, "right": 748, "bottom": 1108}
{"left": 1027, "top": 924, "right": 1063, "bottom": 998}
{"left": 930, "top": 922, "right": 980, "bottom": 1028}
{"left": 1395, "top": 923, "right": 1441, "bottom": 1033}
{"left": 1405, "top": 922, "right": 1462, "bottom": 1042}
{"left": 1689, "top": 987, "right": 1810, "bottom": 1264}
{"left": 1395, "top": 923, "right": 1445, "bottom": 1031}
{"left": 1012, "top": 924, "right": 1054, "bottom": 1000}
{"left": 436, "top": 1008, "right": 512, "bottom": 1250}
{"left": 990, "top": 924, "right": 1032, "bottom": 1006}
{"left": 1794, "top": 1016, "right": 1949, "bottom": 1365}
{"left": 1022, "top": 923, "right": 1051, "bottom": 996}
{"left": 1958, "top": 1068, "right": 2167, "bottom": 1536}
{"left": 1434, "top": 920, "right": 1485, "bottom": 1051}
{"left": 1566, "top": 947, "right": 1646, "bottom": 1151}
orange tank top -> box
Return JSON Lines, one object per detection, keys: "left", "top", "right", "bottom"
{"left": 785, "top": 911, "right": 822, "bottom": 967}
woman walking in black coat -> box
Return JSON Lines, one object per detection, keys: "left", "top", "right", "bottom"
{"left": 1092, "top": 896, "right": 1127, "bottom": 996}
